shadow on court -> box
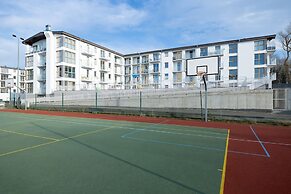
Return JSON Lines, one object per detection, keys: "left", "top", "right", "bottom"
{"left": 31, "top": 122, "right": 205, "bottom": 194}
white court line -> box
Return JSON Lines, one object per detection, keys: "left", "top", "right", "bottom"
{"left": 1, "top": 114, "right": 227, "bottom": 136}
{"left": 250, "top": 125, "right": 270, "bottom": 158}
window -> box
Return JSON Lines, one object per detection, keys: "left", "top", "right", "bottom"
{"left": 56, "top": 37, "right": 63, "bottom": 48}
{"left": 153, "top": 75, "right": 159, "bottom": 83}
{"left": 229, "top": 43, "right": 238, "bottom": 53}
{"left": 33, "top": 45, "right": 38, "bottom": 52}
{"left": 153, "top": 64, "right": 159, "bottom": 72}
{"left": 63, "top": 37, "right": 75, "bottom": 50}
{"left": 165, "top": 85, "right": 169, "bottom": 88}
{"left": 255, "top": 68, "right": 267, "bottom": 79}
{"left": 100, "top": 50, "right": 105, "bottom": 58}
{"left": 173, "top": 51, "right": 182, "bottom": 60}
{"left": 254, "top": 40, "right": 266, "bottom": 51}
{"left": 174, "top": 62, "right": 182, "bottom": 71}
{"left": 173, "top": 72, "right": 182, "bottom": 82}
{"left": 254, "top": 53, "right": 266, "bottom": 65}
{"left": 125, "top": 58, "right": 131, "bottom": 65}
{"left": 26, "top": 56, "right": 34, "bottom": 67}
{"left": 165, "top": 62, "right": 169, "bottom": 68}
{"left": 56, "top": 51, "right": 62, "bottom": 63}
{"left": 64, "top": 51, "right": 75, "bottom": 64}
{"left": 186, "top": 50, "right": 195, "bottom": 59}
{"left": 165, "top": 73, "right": 169, "bottom": 80}
{"left": 101, "top": 61, "right": 105, "bottom": 70}
{"left": 215, "top": 46, "right": 221, "bottom": 54}
{"left": 142, "top": 56, "right": 149, "bottom": 63}
{"left": 26, "top": 70, "right": 33, "bottom": 80}
{"left": 109, "top": 63, "right": 111, "bottom": 69}
{"left": 56, "top": 51, "right": 76, "bottom": 64}
{"left": 94, "top": 71, "right": 97, "bottom": 77}
{"left": 229, "top": 69, "right": 238, "bottom": 80}
{"left": 64, "top": 66, "right": 75, "bottom": 78}
{"left": 164, "top": 52, "right": 168, "bottom": 57}
{"left": 100, "top": 72, "right": 105, "bottom": 82}
{"left": 153, "top": 53, "right": 160, "bottom": 61}
{"left": 229, "top": 56, "right": 238, "bottom": 67}
{"left": 200, "top": 47, "right": 208, "bottom": 56}
{"left": 109, "top": 74, "right": 111, "bottom": 79}
{"left": 27, "top": 83, "right": 33, "bottom": 93}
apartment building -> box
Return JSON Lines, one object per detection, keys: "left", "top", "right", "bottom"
{"left": 124, "top": 35, "right": 276, "bottom": 89}
{"left": 23, "top": 25, "right": 124, "bottom": 95}
{"left": 0, "top": 66, "right": 25, "bottom": 101}
{"left": 23, "top": 25, "right": 276, "bottom": 95}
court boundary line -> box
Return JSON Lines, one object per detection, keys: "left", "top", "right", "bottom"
{"left": 6, "top": 113, "right": 291, "bottom": 147}
{"left": 250, "top": 125, "right": 270, "bottom": 158}
{"left": 1, "top": 114, "right": 227, "bottom": 136}
{"left": 220, "top": 129, "right": 230, "bottom": 194}
{"left": 0, "top": 128, "right": 59, "bottom": 141}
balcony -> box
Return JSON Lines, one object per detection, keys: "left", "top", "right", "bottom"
{"left": 267, "top": 46, "right": 276, "bottom": 52}
{"left": 99, "top": 55, "right": 110, "bottom": 61}
{"left": 81, "top": 49, "right": 94, "bottom": 57}
{"left": 37, "top": 62, "right": 46, "bottom": 68}
{"left": 150, "top": 58, "right": 160, "bottom": 63}
{"left": 141, "top": 69, "right": 149, "bottom": 74}
{"left": 81, "top": 76, "right": 92, "bottom": 82}
{"left": 173, "top": 78, "right": 183, "bottom": 83}
{"left": 267, "top": 57, "right": 276, "bottom": 67}
{"left": 115, "top": 70, "right": 122, "bottom": 76}
{"left": 100, "top": 68, "right": 110, "bottom": 72}
{"left": 172, "top": 56, "right": 182, "bottom": 61}
{"left": 81, "top": 63, "right": 94, "bottom": 69}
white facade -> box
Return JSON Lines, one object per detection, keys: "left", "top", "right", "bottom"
{"left": 0, "top": 66, "right": 25, "bottom": 101}
{"left": 24, "top": 26, "right": 276, "bottom": 95}
{"left": 24, "top": 27, "right": 124, "bottom": 95}
{"left": 124, "top": 37, "right": 276, "bottom": 89}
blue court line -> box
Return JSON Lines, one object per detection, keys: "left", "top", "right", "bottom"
{"left": 121, "top": 130, "right": 268, "bottom": 158}
{"left": 122, "top": 135, "right": 225, "bottom": 152}
{"left": 250, "top": 126, "right": 270, "bottom": 158}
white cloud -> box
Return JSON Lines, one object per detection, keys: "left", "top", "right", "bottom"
{"left": 0, "top": 0, "right": 147, "bottom": 35}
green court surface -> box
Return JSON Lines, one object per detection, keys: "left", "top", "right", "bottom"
{"left": 0, "top": 112, "right": 228, "bottom": 194}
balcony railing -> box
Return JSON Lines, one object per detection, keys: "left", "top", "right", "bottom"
{"left": 81, "top": 76, "right": 92, "bottom": 82}
{"left": 267, "top": 46, "right": 276, "bottom": 52}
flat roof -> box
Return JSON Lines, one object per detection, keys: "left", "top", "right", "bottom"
{"left": 0, "top": 66, "right": 25, "bottom": 70}
{"left": 23, "top": 31, "right": 124, "bottom": 56}
{"left": 23, "top": 31, "right": 276, "bottom": 58}
{"left": 124, "top": 34, "right": 276, "bottom": 57}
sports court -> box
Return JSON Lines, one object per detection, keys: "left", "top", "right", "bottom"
{"left": 0, "top": 111, "right": 229, "bottom": 194}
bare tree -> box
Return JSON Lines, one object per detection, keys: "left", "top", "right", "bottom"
{"left": 278, "top": 22, "right": 291, "bottom": 83}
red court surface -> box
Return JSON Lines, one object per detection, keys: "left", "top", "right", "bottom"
{"left": 1, "top": 109, "right": 291, "bottom": 194}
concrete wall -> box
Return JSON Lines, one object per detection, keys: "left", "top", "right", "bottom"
{"left": 28, "top": 88, "right": 274, "bottom": 110}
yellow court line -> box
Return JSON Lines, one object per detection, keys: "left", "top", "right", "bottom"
{"left": 220, "top": 129, "right": 230, "bottom": 194}
{"left": 0, "top": 125, "right": 118, "bottom": 158}
{"left": 0, "top": 128, "right": 59, "bottom": 141}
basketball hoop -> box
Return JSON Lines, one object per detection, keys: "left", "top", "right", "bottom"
{"left": 5, "top": 79, "right": 14, "bottom": 89}
{"left": 197, "top": 71, "right": 206, "bottom": 77}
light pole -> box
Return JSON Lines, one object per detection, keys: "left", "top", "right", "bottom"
{"left": 12, "top": 34, "right": 24, "bottom": 95}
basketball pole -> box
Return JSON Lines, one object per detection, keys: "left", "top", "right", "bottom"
{"left": 202, "top": 74, "right": 208, "bottom": 122}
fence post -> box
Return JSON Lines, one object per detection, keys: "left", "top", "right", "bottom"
{"left": 139, "top": 91, "right": 142, "bottom": 115}
{"left": 62, "top": 92, "right": 64, "bottom": 110}
{"left": 34, "top": 94, "right": 37, "bottom": 108}
{"left": 95, "top": 92, "right": 98, "bottom": 108}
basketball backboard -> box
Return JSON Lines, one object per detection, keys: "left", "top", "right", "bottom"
{"left": 5, "top": 78, "right": 14, "bottom": 88}
{"left": 186, "top": 56, "right": 219, "bottom": 76}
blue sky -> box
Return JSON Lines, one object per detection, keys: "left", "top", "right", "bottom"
{"left": 0, "top": 0, "right": 290, "bottom": 68}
